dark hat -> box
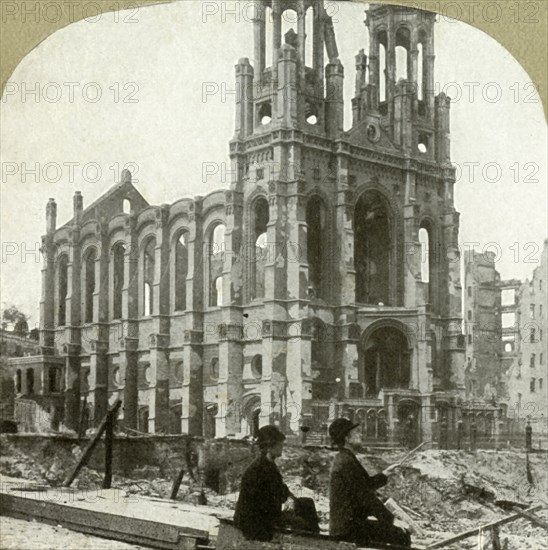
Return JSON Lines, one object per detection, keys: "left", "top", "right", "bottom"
{"left": 329, "top": 418, "right": 359, "bottom": 442}
{"left": 256, "top": 425, "right": 286, "bottom": 448}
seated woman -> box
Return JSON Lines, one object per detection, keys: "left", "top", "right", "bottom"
{"left": 328, "top": 418, "right": 411, "bottom": 547}
{"left": 234, "top": 425, "right": 290, "bottom": 541}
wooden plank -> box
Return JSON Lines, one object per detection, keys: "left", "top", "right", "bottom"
{"left": 102, "top": 412, "right": 114, "bottom": 489}
{"left": 171, "top": 467, "right": 186, "bottom": 500}
{"left": 0, "top": 492, "right": 206, "bottom": 549}
{"left": 64, "top": 400, "right": 122, "bottom": 487}
{"left": 513, "top": 508, "right": 548, "bottom": 531}
{"left": 426, "top": 505, "right": 543, "bottom": 548}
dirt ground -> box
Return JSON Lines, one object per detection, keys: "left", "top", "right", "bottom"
{"left": 1, "top": 437, "right": 547, "bottom": 549}
{"left": 0, "top": 516, "right": 148, "bottom": 550}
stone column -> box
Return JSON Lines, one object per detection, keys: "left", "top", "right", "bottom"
{"left": 271, "top": 0, "right": 282, "bottom": 83}
{"left": 145, "top": 207, "right": 171, "bottom": 433}
{"left": 403, "top": 201, "right": 420, "bottom": 308}
{"left": 88, "top": 339, "right": 108, "bottom": 424}
{"left": 119, "top": 338, "right": 138, "bottom": 429}
{"left": 234, "top": 58, "right": 254, "bottom": 138}
{"left": 181, "top": 200, "right": 204, "bottom": 436}
{"left": 326, "top": 60, "right": 344, "bottom": 138}
{"left": 334, "top": 151, "right": 355, "bottom": 306}
{"left": 277, "top": 43, "right": 298, "bottom": 127}
{"left": 216, "top": 325, "right": 243, "bottom": 437}
{"left": 148, "top": 334, "right": 170, "bottom": 433}
{"left": 119, "top": 214, "right": 139, "bottom": 429}
{"left": 63, "top": 345, "right": 81, "bottom": 430}
{"left": 253, "top": 2, "right": 265, "bottom": 83}
{"left": 182, "top": 330, "right": 203, "bottom": 435}
{"left": 40, "top": 199, "right": 57, "bottom": 351}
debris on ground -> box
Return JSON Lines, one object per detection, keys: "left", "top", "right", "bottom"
{"left": 1, "top": 436, "right": 547, "bottom": 549}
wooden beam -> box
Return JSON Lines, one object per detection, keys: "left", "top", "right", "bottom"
{"left": 170, "top": 467, "right": 186, "bottom": 500}
{"left": 513, "top": 508, "right": 548, "bottom": 531}
{"left": 64, "top": 399, "right": 122, "bottom": 487}
{"left": 102, "top": 411, "right": 115, "bottom": 489}
{"left": 426, "top": 505, "right": 543, "bottom": 548}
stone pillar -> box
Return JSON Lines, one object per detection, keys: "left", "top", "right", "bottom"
{"left": 325, "top": 60, "right": 344, "bottom": 138}
{"left": 63, "top": 346, "right": 81, "bottom": 430}
{"left": 182, "top": 330, "right": 203, "bottom": 435}
{"left": 145, "top": 206, "right": 171, "bottom": 434}
{"left": 285, "top": 320, "right": 312, "bottom": 434}
{"left": 386, "top": 29, "right": 396, "bottom": 122}
{"left": 334, "top": 154, "right": 355, "bottom": 305}
{"left": 148, "top": 334, "right": 170, "bottom": 433}
{"left": 234, "top": 58, "right": 254, "bottom": 139}
{"left": 261, "top": 321, "right": 288, "bottom": 430}
{"left": 119, "top": 338, "right": 138, "bottom": 429}
{"left": 63, "top": 194, "right": 83, "bottom": 428}
{"left": 341, "top": 325, "right": 360, "bottom": 397}
{"left": 421, "top": 395, "right": 433, "bottom": 443}
{"left": 425, "top": 53, "right": 435, "bottom": 119}
{"left": 216, "top": 325, "right": 243, "bottom": 437}
{"left": 253, "top": 1, "right": 265, "bottom": 82}
{"left": 181, "top": 200, "right": 204, "bottom": 436}
{"left": 271, "top": 0, "right": 282, "bottom": 83}
{"left": 277, "top": 43, "right": 298, "bottom": 127}
{"left": 353, "top": 50, "right": 367, "bottom": 125}
{"left": 119, "top": 214, "right": 139, "bottom": 429}
{"left": 312, "top": 2, "right": 325, "bottom": 94}
{"left": 215, "top": 191, "right": 244, "bottom": 437}
{"left": 403, "top": 201, "right": 420, "bottom": 308}
{"left": 40, "top": 198, "right": 57, "bottom": 351}
{"left": 435, "top": 93, "right": 451, "bottom": 164}
{"left": 394, "top": 80, "right": 413, "bottom": 152}
{"left": 88, "top": 339, "right": 108, "bottom": 424}
{"left": 296, "top": 0, "right": 306, "bottom": 87}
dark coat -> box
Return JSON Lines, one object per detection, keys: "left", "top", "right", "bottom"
{"left": 234, "top": 453, "right": 290, "bottom": 541}
{"left": 329, "top": 447, "right": 392, "bottom": 538}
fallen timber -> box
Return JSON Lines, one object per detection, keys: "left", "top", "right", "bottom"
{"left": 216, "top": 519, "right": 423, "bottom": 550}
{"left": 425, "top": 504, "right": 543, "bottom": 549}
{"left": 0, "top": 478, "right": 211, "bottom": 550}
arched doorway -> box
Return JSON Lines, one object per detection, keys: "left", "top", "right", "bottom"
{"left": 243, "top": 395, "right": 261, "bottom": 437}
{"left": 204, "top": 403, "right": 218, "bottom": 439}
{"left": 362, "top": 325, "right": 411, "bottom": 395}
{"left": 138, "top": 406, "right": 149, "bottom": 434}
{"left": 354, "top": 190, "right": 393, "bottom": 305}
{"left": 398, "top": 400, "right": 420, "bottom": 448}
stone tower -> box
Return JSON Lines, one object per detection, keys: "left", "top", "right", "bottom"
{"left": 220, "top": 0, "right": 465, "bottom": 441}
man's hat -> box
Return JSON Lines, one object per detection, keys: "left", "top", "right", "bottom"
{"left": 256, "top": 425, "right": 286, "bottom": 448}
{"left": 329, "top": 418, "right": 360, "bottom": 442}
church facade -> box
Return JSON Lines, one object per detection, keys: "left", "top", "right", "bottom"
{"left": 14, "top": 2, "right": 466, "bottom": 442}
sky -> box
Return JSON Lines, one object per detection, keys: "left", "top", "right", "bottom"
{"left": 1, "top": 0, "right": 546, "bottom": 326}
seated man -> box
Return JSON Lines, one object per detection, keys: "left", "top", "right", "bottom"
{"left": 328, "top": 418, "right": 411, "bottom": 547}
{"left": 234, "top": 425, "right": 291, "bottom": 541}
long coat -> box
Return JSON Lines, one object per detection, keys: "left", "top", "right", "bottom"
{"left": 234, "top": 453, "right": 290, "bottom": 541}
{"left": 329, "top": 447, "right": 392, "bottom": 538}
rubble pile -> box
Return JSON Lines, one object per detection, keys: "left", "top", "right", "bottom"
{"left": 1, "top": 435, "right": 547, "bottom": 549}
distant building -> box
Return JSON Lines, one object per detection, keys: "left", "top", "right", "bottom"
{"left": 463, "top": 251, "right": 503, "bottom": 401}
{"left": 505, "top": 240, "right": 548, "bottom": 426}
{"left": 0, "top": 329, "right": 41, "bottom": 425}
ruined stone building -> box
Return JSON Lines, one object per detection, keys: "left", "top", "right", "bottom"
{"left": 463, "top": 251, "right": 503, "bottom": 401}
{"left": 504, "top": 240, "right": 548, "bottom": 423}
{"left": 7, "top": 2, "right": 467, "bottom": 441}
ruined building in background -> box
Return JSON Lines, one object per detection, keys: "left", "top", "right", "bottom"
{"left": 463, "top": 251, "right": 503, "bottom": 401}
{"left": 6, "top": 2, "right": 467, "bottom": 442}
{"left": 504, "top": 240, "right": 548, "bottom": 423}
